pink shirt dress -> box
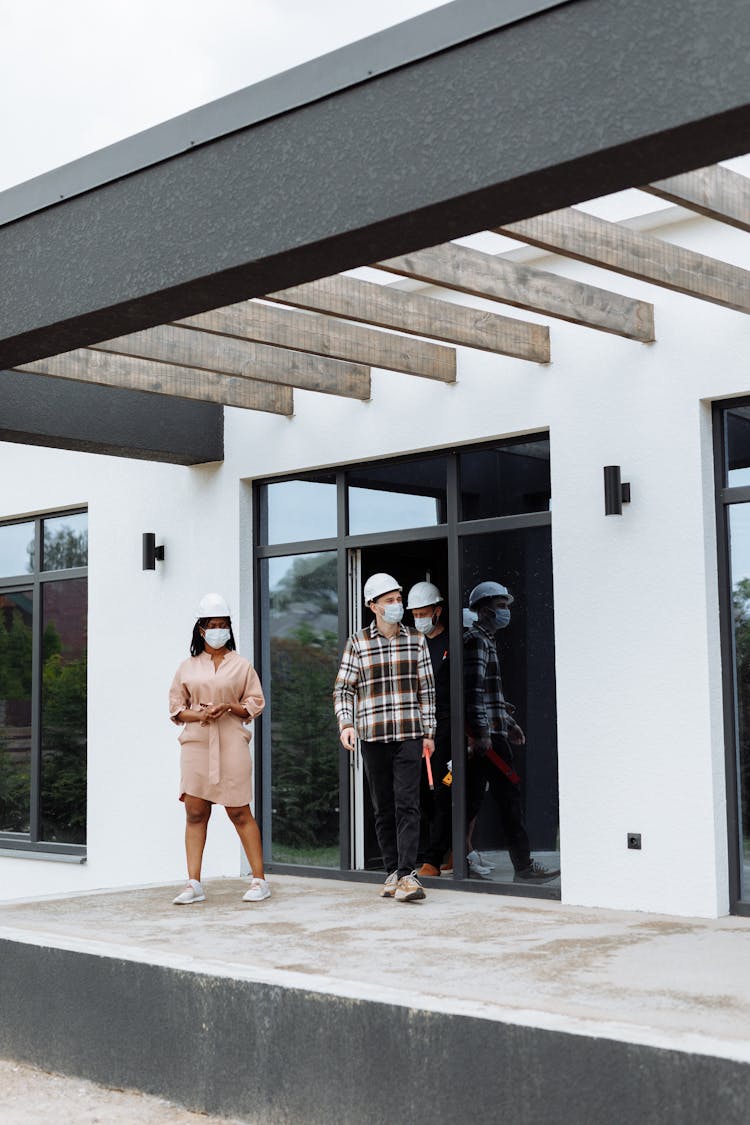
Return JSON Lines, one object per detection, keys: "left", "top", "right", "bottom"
{"left": 169, "top": 651, "right": 265, "bottom": 806}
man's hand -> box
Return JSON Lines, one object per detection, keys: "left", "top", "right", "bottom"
{"left": 508, "top": 725, "right": 526, "bottom": 746}
{"left": 469, "top": 734, "right": 492, "bottom": 757}
{"left": 422, "top": 738, "right": 435, "bottom": 759}
{"left": 340, "top": 726, "right": 356, "bottom": 752}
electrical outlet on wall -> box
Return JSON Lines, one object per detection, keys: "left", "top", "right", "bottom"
{"left": 627, "top": 833, "right": 642, "bottom": 850}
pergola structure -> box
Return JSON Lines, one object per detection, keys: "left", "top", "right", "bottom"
{"left": 1, "top": 0, "right": 749, "bottom": 462}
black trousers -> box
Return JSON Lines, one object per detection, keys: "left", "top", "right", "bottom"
{"left": 467, "top": 733, "right": 531, "bottom": 873}
{"left": 421, "top": 720, "right": 453, "bottom": 868}
{"left": 361, "top": 738, "right": 422, "bottom": 877}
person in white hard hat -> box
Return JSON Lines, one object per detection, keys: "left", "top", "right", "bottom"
{"left": 168, "top": 593, "right": 270, "bottom": 905}
{"left": 333, "top": 572, "right": 436, "bottom": 902}
{"left": 464, "top": 580, "right": 559, "bottom": 883}
{"left": 406, "top": 580, "right": 453, "bottom": 879}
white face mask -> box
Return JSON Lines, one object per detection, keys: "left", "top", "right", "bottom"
{"left": 381, "top": 603, "right": 404, "bottom": 625}
{"left": 413, "top": 616, "right": 433, "bottom": 635}
{"left": 204, "top": 627, "right": 230, "bottom": 649}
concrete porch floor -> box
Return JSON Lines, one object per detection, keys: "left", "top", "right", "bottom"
{"left": 1, "top": 873, "right": 749, "bottom": 1063}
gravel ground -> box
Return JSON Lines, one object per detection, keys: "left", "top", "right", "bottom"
{"left": 0, "top": 1059, "right": 252, "bottom": 1124}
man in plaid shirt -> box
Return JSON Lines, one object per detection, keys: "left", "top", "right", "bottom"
{"left": 334, "top": 572, "right": 435, "bottom": 902}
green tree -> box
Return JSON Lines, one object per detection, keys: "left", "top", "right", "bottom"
{"left": 271, "top": 555, "right": 337, "bottom": 614}
{"left": 271, "top": 624, "right": 340, "bottom": 852}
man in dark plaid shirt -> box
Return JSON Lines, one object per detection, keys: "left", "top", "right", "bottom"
{"left": 464, "top": 580, "right": 559, "bottom": 883}
{"left": 334, "top": 572, "right": 435, "bottom": 902}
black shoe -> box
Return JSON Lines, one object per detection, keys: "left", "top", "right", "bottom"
{"left": 513, "top": 860, "right": 560, "bottom": 883}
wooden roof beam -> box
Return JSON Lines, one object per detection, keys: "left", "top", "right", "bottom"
{"left": 267, "top": 275, "right": 550, "bottom": 363}
{"left": 374, "top": 243, "right": 654, "bottom": 341}
{"left": 92, "top": 323, "right": 370, "bottom": 400}
{"left": 497, "top": 208, "right": 750, "bottom": 314}
{"left": 13, "top": 350, "right": 293, "bottom": 414}
{"left": 641, "top": 163, "right": 750, "bottom": 233}
{"left": 177, "top": 300, "right": 456, "bottom": 382}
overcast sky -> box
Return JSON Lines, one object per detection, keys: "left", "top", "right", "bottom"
{"left": 0, "top": 0, "right": 451, "bottom": 192}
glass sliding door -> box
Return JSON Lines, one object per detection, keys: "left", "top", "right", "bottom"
{"left": 261, "top": 551, "right": 341, "bottom": 867}
{"left": 254, "top": 436, "right": 558, "bottom": 896}
{"left": 460, "top": 526, "right": 558, "bottom": 886}
{"left": 727, "top": 503, "right": 750, "bottom": 900}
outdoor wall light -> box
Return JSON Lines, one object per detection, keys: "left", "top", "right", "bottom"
{"left": 142, "top": 532, "right": 165, "bottom": 570}
{"left": 603, "top": 466, "right": 631, "bottom": 515}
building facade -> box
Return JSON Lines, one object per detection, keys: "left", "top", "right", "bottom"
{"left": 2, "top": 197, "right": 750, "bottom": 918}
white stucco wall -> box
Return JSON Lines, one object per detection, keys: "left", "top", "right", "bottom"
{"left": 0, "top": 208, "right": 747, "bottom": 916}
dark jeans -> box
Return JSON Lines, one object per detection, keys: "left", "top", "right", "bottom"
{"left": 361, "top": 738, "right": 422, "bottom": 877}
{"left": 467, "top": 733, "right": 531, "bottom": 873}
{"left": 421, "top": 721, "right": 453, "bottom": 868}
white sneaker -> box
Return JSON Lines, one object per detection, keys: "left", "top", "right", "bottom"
{"left": 242, "top": 877, "right": 271, "bottom": 902}
{"left": 173, "top": 879, "right": 206, "bottom": 905}
{"left": 379, "top": 871, "right": 399, "bottom": 898}
{"left": 469, "top": 849, "right": 494, "bottom": 870}
{"left": 467, "top": 851, "right": 492, "bottom": 876}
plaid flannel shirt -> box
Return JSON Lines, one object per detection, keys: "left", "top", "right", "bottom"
{"left": 333, "top": 621, "right": 436, "bottom": 743}
{"left": 463, "top": 623, "right": 520, "bottom": 738}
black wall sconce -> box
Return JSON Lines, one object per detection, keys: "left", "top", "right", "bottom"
{"left": 603, "top": 466, "right": 631, "bottom": 516}
{"left": 142, "top": 532, "right": 165, "bottom": 570}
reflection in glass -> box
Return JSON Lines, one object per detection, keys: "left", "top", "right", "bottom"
{"left": 728, "top": 505, "right": 750, "bottom": 896}
{"left": 0, "top": 591, "right": 33, "bottom": 833}
{"left": 266, "top": 552, "right": 340, "bottom": 866}
{"left": 0, "top": 523, "right": 35, "bottom": 578}
{"left": 726, "top": 408, "right": 750, "bottom": 488}
{"left": 265, "top": 478, "right": 337, "bottom": 545}
{"left": 40, "top": 579, "right": 87, "bottom": 843}
{"left": 461, "top": 526, "right": 559, "bottom": 884}
{"left": 460, "top": 439, "right": 550, "bottom": 520}
{"left": 42, "top": 512, "right": 88, "bottom": 571}
{"left": 348, "top": 457, "right": 447, "bottom": 535}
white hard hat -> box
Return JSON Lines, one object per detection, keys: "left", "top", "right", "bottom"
{"left": 406, "top": 581, "right": 443, "bottom": 610}
{"left": 197, "top": 592, "right": 231, "bottom": 618}
{"left": 363, "top": 573, "right": 401, "bottom": 604}
{"left": 468, "top": 581, "right": 514, "bottom": 608}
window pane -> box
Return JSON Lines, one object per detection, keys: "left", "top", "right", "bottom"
{"left": 42, "top": 512, "right": 88, "bottom": 571}
{"left": 460, "top": 439, "right": 551, "bottom": 520}
{"left": 348, "top": 457, "right": 446, "bottom": 535}
{"left": 264, "top": 552, "right": 340, "bottom": 866}
{"left": 265, "top": 478, "right": 337, "bottom": 544}
{"left": 40, "top": 579, "right": 87, "bottom": 844}
{"left": 0, "top": 591, "right": 33, "bottom": 834}
{"left": 461, "top": 526, "right": 559, "bottom": 885}
{"left": 0, "top": 523, "right": 35, "bottom": 577}
{"left": 728, "top": 505, "right": 750, "bottom": 897}
{"left": 725, "top": 408, "right": 750, "bottom": 488}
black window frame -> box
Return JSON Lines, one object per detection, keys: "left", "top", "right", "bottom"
{"left": 0, "top": 506, "right": 88, "bottom": 859}
{"left": 252, "top": 435, "right": 557, "bottom": 900}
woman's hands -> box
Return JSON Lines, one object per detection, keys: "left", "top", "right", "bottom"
{"left": 182, "top": 703, "right": 247, "bottom": 724}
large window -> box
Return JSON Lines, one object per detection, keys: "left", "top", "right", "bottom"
{"left": 0, "top": 510, "right": 87, "bottom": 855}
{"left": 254, "top": 437, "right": 558, "bottom": 897}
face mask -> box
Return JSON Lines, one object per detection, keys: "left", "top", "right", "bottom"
{"left": 204, "top": 627, "right": 230, "bottom": 649}
{"left": 382, "top": 603, "right": 404, "bottom": 625}
{"left": 413, "top": 616, "right": 433, "bottom": 635}
{"left": 495, "top": 608, "right": 511, "bottom": 629}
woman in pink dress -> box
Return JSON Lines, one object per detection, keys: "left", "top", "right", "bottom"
{"left": 168, "top": 593, "right": 269, "bottom": 905}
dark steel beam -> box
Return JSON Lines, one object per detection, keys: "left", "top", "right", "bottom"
{"left": 0, "top": 0, "right": 749, "bottom": 370}
{"left": 0, "top": 370, "right": 223, "bottom": 465}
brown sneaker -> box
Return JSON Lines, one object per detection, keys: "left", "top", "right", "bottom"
{"left": 394, "top": 871, "right": 426, "bottom": 902}
{"left": 418, "top": 863, "right": 440, "bottom": 877}
{"left": 379, "top": 871, "right": 399, "bottom": 898}
{"left": 440, "top": 851, "right": 453, "bottom": 874}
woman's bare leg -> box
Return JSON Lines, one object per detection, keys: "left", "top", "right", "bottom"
{"left": 225, "top": 805, "right": 265, "bottom": 879}
{"left": 183, "top": 795, "right": 212, "bottom": 882}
